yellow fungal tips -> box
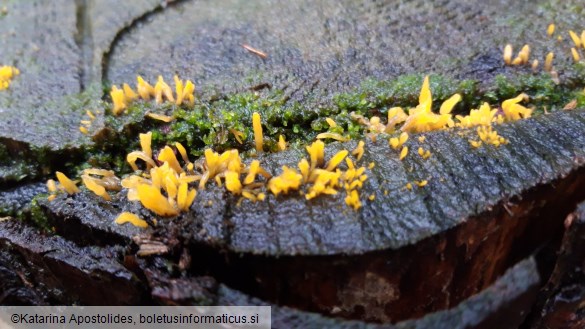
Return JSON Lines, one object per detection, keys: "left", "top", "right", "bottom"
{"left": 136, "top": 76, "right": 155, "bottom": 100}
{"left": 0, "top": 65, "right": 19, "bottom": 90}
{"left": 177, "top": 183, "right": 196, "bottom": 211}
{"left": 418, "top": 147, "right": 431, "bottom": 160}
{"left": 115, "top": 212, "right": 148, "bottom": 228}
{"left": 145, "top": 113, "right": 174, "bottom": 122}
{"left": 175, "top": 142, "right": 190, "bottom": 164}
{"left": 306, "top": 140, "right": 325, "bottom": 169}
{"left": 476, "top": 125, "right": 508, "bottom": 147}
{"left": 502, "top": 94, "right": 531, "bottom": 121}
{"left": 230, "top": 129, "right": 245, "bottom": 144}
{"left": 123, "top": 83, "right": 138, "bottom": 102}
{"left": 399, "top": 146, "right": 408, "bottom": 161}
{"left": 547, "top": 24, "right": 555, "bottom": 36}
{"left": 157, "top": 146, "right": 183, "bottom": 173}
{"left": 544, "top": 52, "right": 554, "bottom": 72}
{"left": 127, "top": 151, "right": 157, "bottom": 172}
{"left": 352, "top": 141, "right": 365, "bottom": 161}
{"left": 405, "top": 182, "right": 413, "bottom": 191}
{"left": 277, "top": 135, "right": 287, "bottom": 151}
{"left": 344, "top": 190, "right": 362, "bottom": 210}
{"left": 325, "top": 150, "right": 349, "bottom": 171}
{"left": 569, "top": 30, "right": 582, "bottom": 48}
{"left": 316, "top": 132, "right": 349, "bottom": 142}
{"left": 368, "top": 194, "right": 375, "bottom": 201}
{"left": 415, "top": 180, "right": 428, "bottom": 187}
{"left": 419, "top": 75, "right": 432, "bottom": 111}
{"left": 439, "top": 94, "right": 461, "bottom": 115}
{"left": 56, "top": 171, "right": 80, "bottom": 194}
{"left": 110, "top": 85, "right": 127, "bottom": 115}
{"left": 572, "top": 48, "right": 581, "bottom": 62}
{"left": 268, "top": 166, "right": 303, "bottom": 196}
{"left": 174, "top": 75, "right": 196, "bottom": 106}
{"left": 79, "top": 126, "right": 89, "bottom": 134}
{"left": 325, "top": 117, "right": 337, "bottom": 128}
{"left": 137, "top": 184, "right": 179, "bottom": 217}
{"left": 225, "top": 171, "right": 243, "bottom": 194}
{"left": 518, "top": 44, "right": 530, "bottom": 64}
{"left": 81, "top": 175, "right": 111, "bottom": 201}
{"left": 531, "top": 59, "right": 539, "bottom": 71}
{"left": 154, "top": 75, "right": 174, "bottom": 104}
{"left": 469, "top": 140, "right": 482, "bottom": 148}
{"left": 46, "top": 179, "right": 57, "bottom": 193}
{"left": 503, "top": 44, "right": 513, "bottom": 65}
{"left": 418, "top": 136, "right": 426, "bottom": 143}
{"left": 252, "top": 112, "right": 263, "bottom": 153}
{"left": 389, "top": 132, "right": 408, "bottom": 150}
{"left": 139, "top": 132, "right": 153, "bottom": 158}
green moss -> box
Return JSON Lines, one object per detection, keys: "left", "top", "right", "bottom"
{"left": 27, "top": 196, "right": 52, "bottom": 232}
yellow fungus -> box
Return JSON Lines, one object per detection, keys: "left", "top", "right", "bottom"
{"left": 531, "top": 59, "right": 539, "bottom": 71}
{"left": 368, "top": 194, "right": 375, "bottom": 201}
{"left": 157, "top": 146, "right": 183, "bottom": 174}
{"left": 325, "top": 118, "right": 337, "bottom": 128}
{"left": 0, "top": 66, "right": 19, "bottom": 90}
{"left": 544, "top": 52, "right": 554, "bottom": 72}
{"left": 344, "top": 190, "right": 362, "bottom": 210}
{"left": 115, "top": 212, "right": 148, "bottom": 228}
{"left": 177, "top": 182, "right": 196, "bottom": 211}
{"left": 86, "top": 110, "right": 96, "bottom": 120}
{"left": 316, "top": 132, "right": 349, "bottom": 142}
{"left": 268, "top": 166, "right": 302, "bottom": 196}
{"left": 417, "top": 147, "right": 431, "bottom": 160}
{"left": 418, "top": 136, "right": 426, "bottom": 143}
{"left": 277, "top": 135, "right": 287, "bottom": 151}
{"left": 252, "top": 112, "right": 263, "bottom": 153}
{"left": 182, "top": 80, "right": 196, "bottom": 106}
{"left": 56, "top": 171, "right": 79, "bottom": 194}
{"left": 137, "top": 184, "right": 179, "bottom": 217}
{"left": 440, "top": 94, "right": 461, "bottom": 114}
{"left": 502, "top": 94, "right": 531, "bottom": 121}
{"left": 298, "top": 158, "right": 310, "bottom": 182}
{"left": 79, "top": 126, "right": 89, "bottom": 134}
{"left": 136, "top": 76, "right": 155, "bottom": 100}
{"left": 352, "top": 141, "right": 365, "bottom": 161}
{"left": 306, "top": 140, "right": 325, "bottom": 170}
{"left": 511, "top": 57, "right": 523, "bottom": 65}
{"left": 368, "top": 162, "right": 375, "bottom": 169}
{"left": 82, "top": 175, "right": 111, "bottom": 201}
{"left": 569, "top": 30, "right": 582, "bottom": 48}
{"left": 46, "top": 179, "right": 57, "bottom": 193}
{"left": 175, "top": 142, "right": 190, "bottom": 164}
{"left": 140, "top": 132, "right": 152, "bottom": 158}
{"left": 80, "top": 120, "right": 91, "bottom": 126}
{"left": 547, "top": 24, "right": 555, "bottom": 36}
{"left": 229, "top": 129, "right": 245, "bottom": 144}
{"left": 123, "top": 83, "right": 138, "bottom": 102}
{"left": 503, "top": 44, "right": 513, "bottom": 65}
{"left": 386, "top": 107, "right": 408, "bottom": 132}
{"left": 415, "top": 180, "right": 428, "bottom": 187}
{"left": 127, "top": 151, "right": 157, "bottom": 171}
{"left": 325, "top": 150, "right": 349, "bottom": 171}
{"left": 225, "top": 171, "right": 243, "bottom": 194}
{"left": 47, "top": 194, "right": 56, "bottom": 202}
{"left": 399, "top": 146, "right": 408, "bottom": 161}
{"left": 571, "top": 48, "right": 581, "bottom": 62}
{"left": 518, "top": 44, "right": 530, "bottom": 64}
{"left": 110, "top": 85, "right": 127, "bottom": 115}
{"left": 469, "top": 140, "right": 482, "bottom": 148}
{"left": 154, "top": 75, "right": 174, "bottom": 104}
{"left": 146, "top": 113, "right": 174, "bottom": 122}
{"left": 174, "top": 75, "right": 184, "bottom": 105}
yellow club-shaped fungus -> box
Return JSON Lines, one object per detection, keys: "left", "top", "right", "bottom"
{"left": 572, "top": 48, "right": 581, "bottom": 62}
{"left": 123, "top": 83, "right": 138, "bottom": 102}
{"left": 139, "top": 132, "right": 152, "bottom": 158}
{"left": 81, "top": 175, "right": 111, "bottom": 201}
{"left": 399, "top": 146, "right": 408, "bottom": 160}
{"left": 127, "top": 151, "right": 157, "bottom": 171}
{"left": 415, "top": 180, "right": 428, "bottom": 187}
{"left": 137, "top": 184, "right": 179, "bottom": 217}
{"left": 110, "top": 85, "right": 127, "bottom": 115}
{"left": 244, "top": 160, "right": 271, "bottom": 185}
{"left": 325, "top": 118, "right": 337, "bottom": 128}
{"left": 400, "top": 76, "right": 455, "bottom": 133}
{"left": 79, "top": 126, "right": 89, "bottom": 134}
{"left": 252, "top": 112, "right": 263, "bottom": 153}
{"left": 316, "top": 132, "right": 349, "bottom": 142}
{"left": 569, "top": 31, "right": 582, "bottom": 48}
{"left": 174, "top": 75, "right": 196, "bottom": 106}
{"left": 136, "top": 76, "right": 155, "bottom": 100}
{"left": 544, "top": 52, "right": 554, "bottom": 72}
{"left": 267, "top": 166, "right": 303, "bottom": 196}
{"left": 146, "top": 113, "right": 174, "bottom": 122}
{"left": 325, "top": 150, "right": 349, "bottom": 171}
{"left": 351, "top": 141, "right": 365, "bottom": 161}
{"left": 56, "top": 171, "right": 80, "bottom": 194}
{"left": 502, "top": 94, "right": 532, "bottom": 121}
{"left": 344, "top": 190, "right": 362, "bottom": 210}
{"left": 0, "top": 65, "right": 19, "bottom": 90}
{"left": 439, "top": 94, "right": 462, "bottom": 115}
{"left": 306, "top": 140, "right": 325, "bottom": 170}
{"left": 418, "top": 147, "right": 431, "bottom": 160}
{"left": 503, "top": 44, "right": 513, "bottom": 65}
{"left": 157, "top": 146, "right": 183, "bottom": 173}
{"left": 225, "top": 171, "right": 243, "bottom": 194}
{"left": 547, "top": 24, "right": 555, "bottom": 36}
{"left": 278, "top": 135, "right": 287, "bottom": 151}
{"left": 154, "top": 75, "right": 174, "bottom": 104}
{"left": 177, "top": 182, "right": 196, "bottom": 211}
{"left": 115, "top": 212, "right": 149, "bottom": 228}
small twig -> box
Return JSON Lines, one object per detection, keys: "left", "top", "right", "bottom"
{"left": 242, "top": 44, "right": 268, "bottom": 59}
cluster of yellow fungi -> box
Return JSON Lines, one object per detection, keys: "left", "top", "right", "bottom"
{"left": 504, "top": 25, "right": 585, "bottom": 73}
{"left": 0, "top": 65, "right": 19, "bottom": 90}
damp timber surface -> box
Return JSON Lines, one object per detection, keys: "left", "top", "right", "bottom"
{"left": 1, "top": 0, "right": 585, "bottom": 326}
